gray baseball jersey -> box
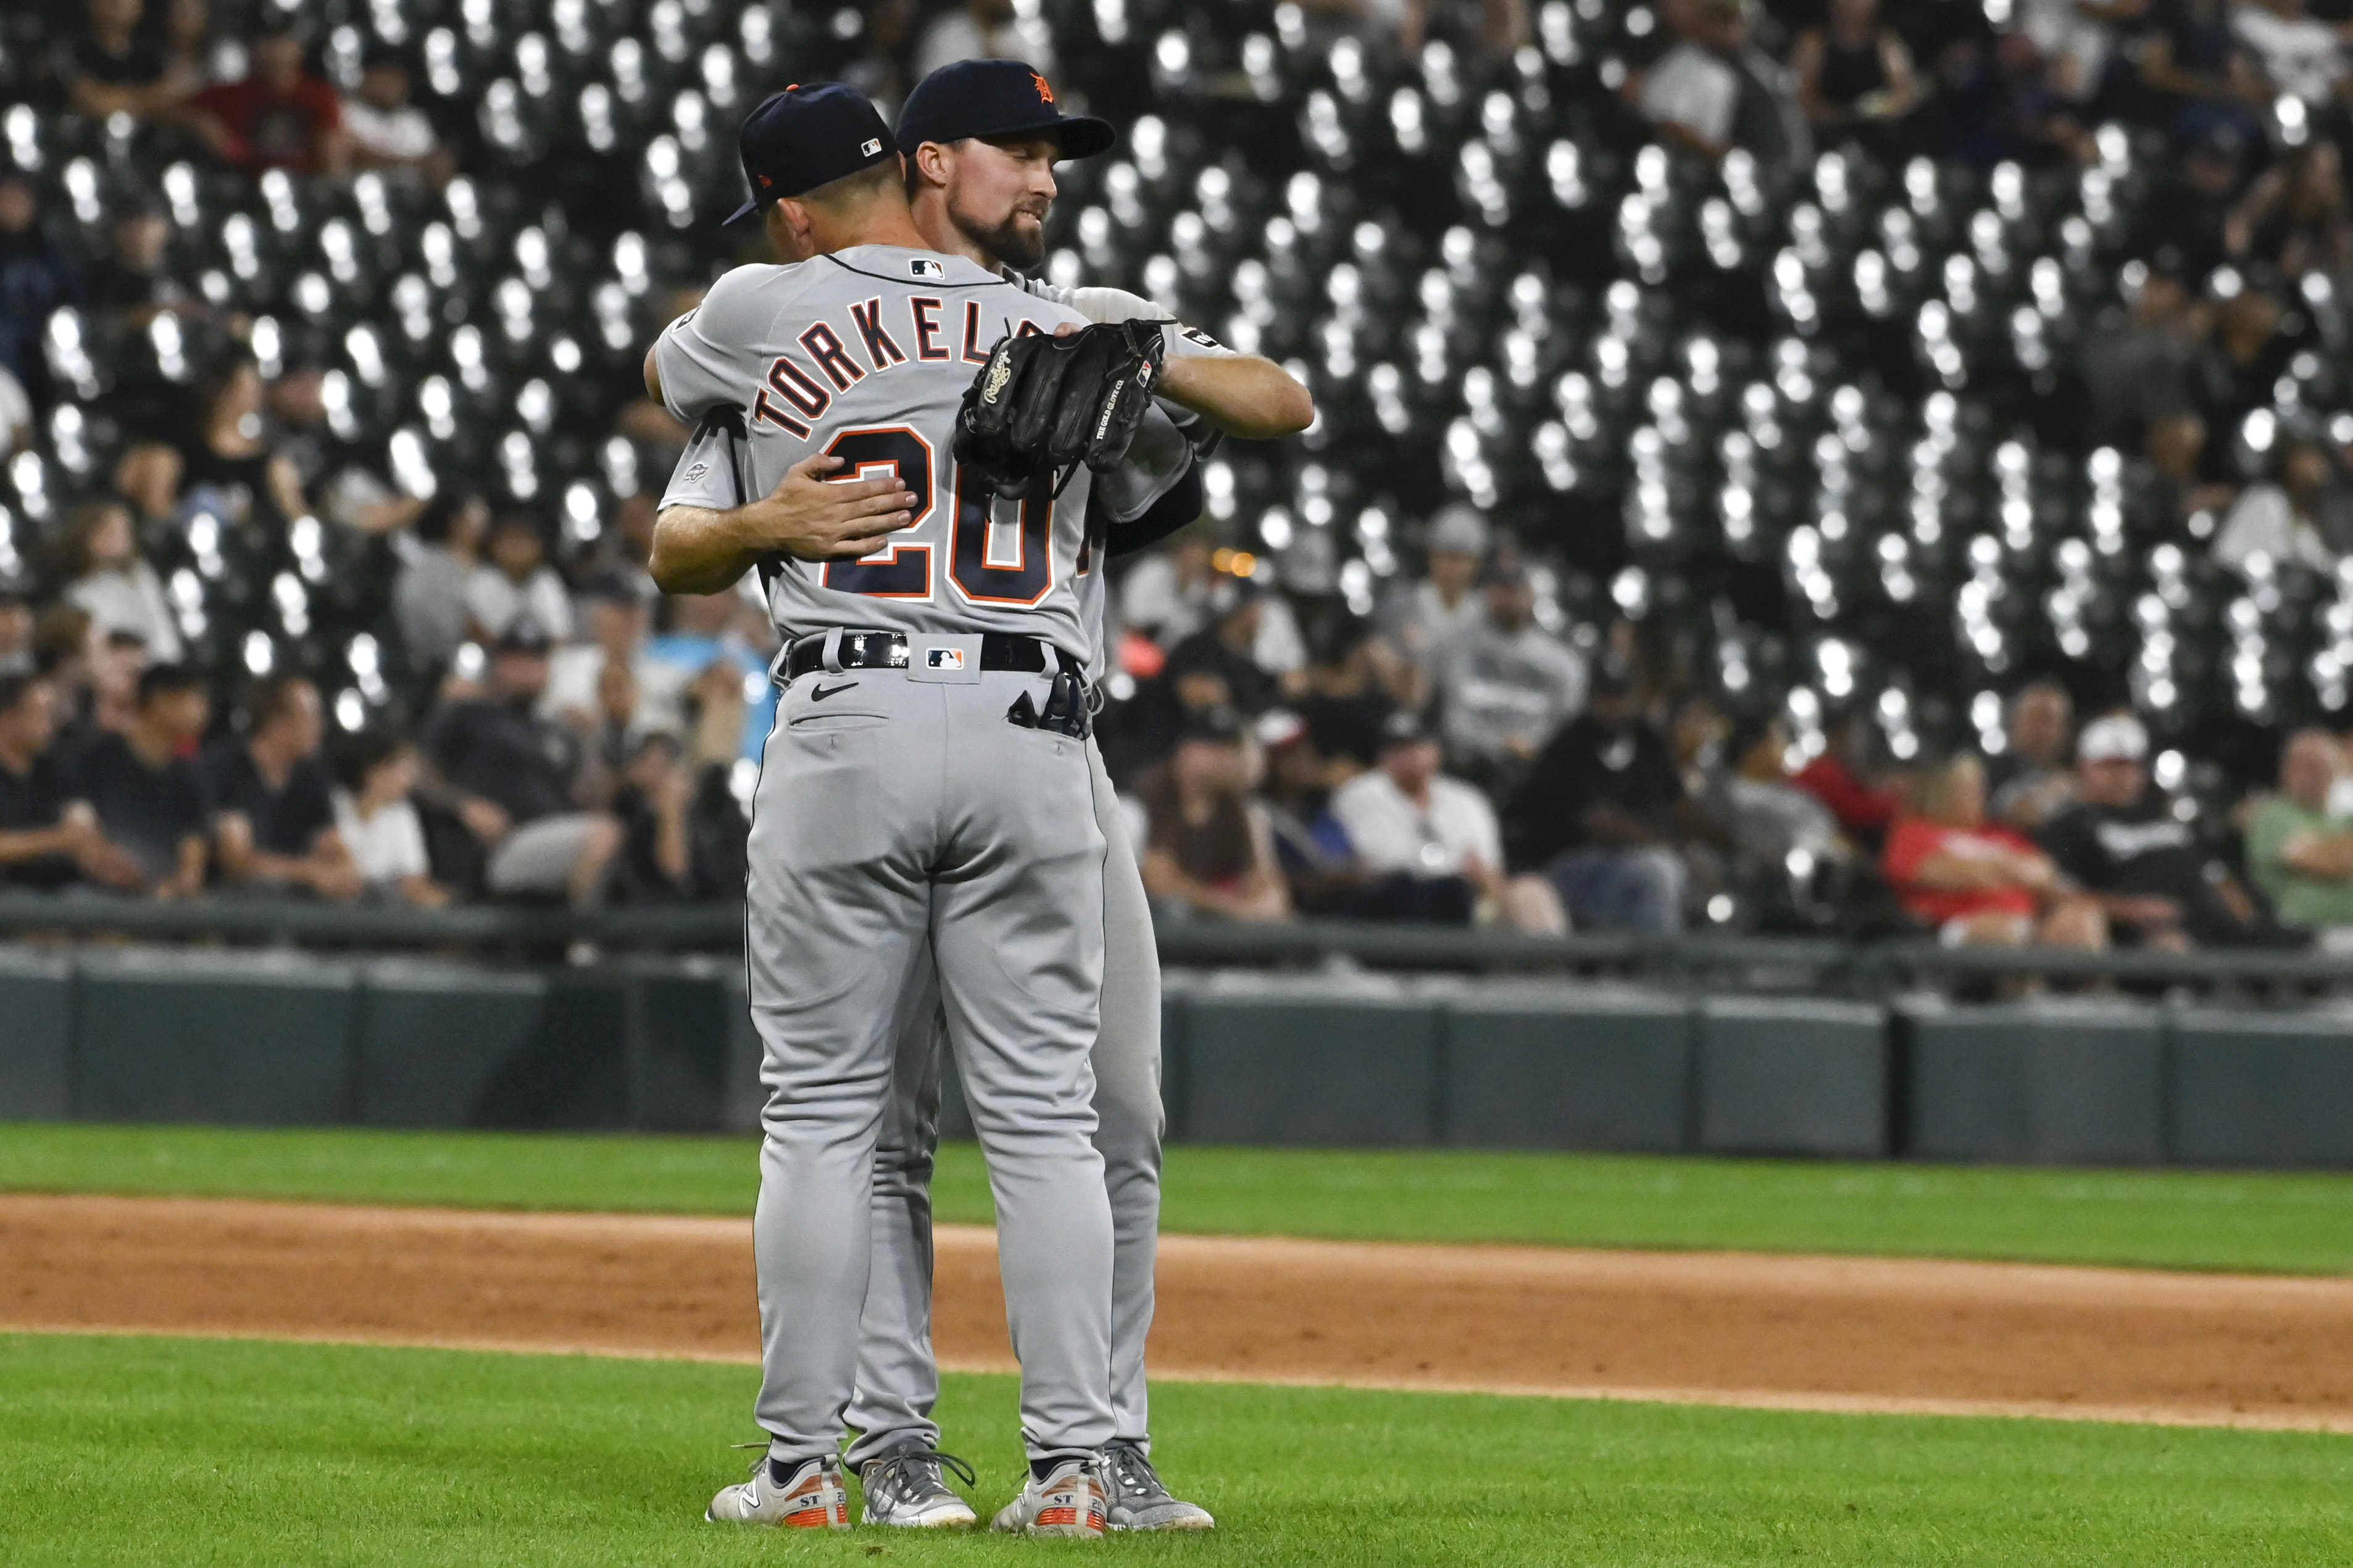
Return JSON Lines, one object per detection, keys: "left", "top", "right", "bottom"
{"left": 656, "top": 244, "right": 1116, "bottom": 662}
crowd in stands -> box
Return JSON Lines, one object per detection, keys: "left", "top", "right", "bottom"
{"left": 10, "top": 0, "right": 2353, "bottom": 958}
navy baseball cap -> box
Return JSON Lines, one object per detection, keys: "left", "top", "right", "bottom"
{"left": 723, "top": 83, "right": 897, "bottom": 226}
{"left": 896, "top": 59, "right": 1115, "bottom": 161}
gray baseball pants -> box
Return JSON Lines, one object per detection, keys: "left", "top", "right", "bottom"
{"left": 746, "top": 655, "right": 1115, "bottom": 1466}
{"left": 844, "top": 734, "right": 1164, "bottom": 1465}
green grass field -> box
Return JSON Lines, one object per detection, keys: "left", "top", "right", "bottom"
{"left": 4, "top": 1334, "right": 2349, "bottom": 1567}
{"left": 7, "top": 1122, "right": 2353, "bottom": 1273}
{"left": 7, "top": 1124, "right": 2353, "bottom": 1562}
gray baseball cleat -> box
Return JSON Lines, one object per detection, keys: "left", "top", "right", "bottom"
{"left": 990, "top": 1454, "right": 1109, "bottom": 1538}
{"left": 1101, "top": 1440, "right": 1215, "bottom": 1531}
{"left": 705, "top": 1453, "right": 850, "bottom": 1529}
{"left": 859, "top": 1446, "right": 980, "bottom": 1528}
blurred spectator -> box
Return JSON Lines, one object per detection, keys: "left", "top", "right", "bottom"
{"left": 1935, "top": 30, "right": 2094, "bottom": 170}
{"left": 2230, "top": 0, "right": 2347, "bottom": 107}
{"left": 639, "top": 587, "right": 774, "bottom": 761}
{"left": 1378, "top": 503, "right": 1488, "bottom": 702}
{"left": 60, "top": 0, "right": 181, "bottom": 122}
{"left": 87, "top": 628, "right": 149, "bottom": 740}
{"left": 2194, "top": 280, "right": 2296, "bottom": 438}
{"left": 1162, "top": 576, "right": 1288, "bottom": 719}
{"left": 394, "top": 491, "right": 488, "bottom": 670}
{"left": 330, "top": 726, "right": 446, "bottom": 906}
{"left": 1638, "top": 0, "right": 1811, "bottom": 170}
{"left": 1401, "top": 0, "right": 1533, "bottom": 60}
{"left": 0, "top": 581, "right": 32, "bottom": 674}
{"left": 204, "top": 676, "right": 359, "bottom": 900}
{"left": 1986, "top": 681, "right": 2078, "bottom": 829}
{"left": 83, "top": 202, "right": 191, "bottom": 328}
{"left": 2136, "top": 0, "right": 2267, "bottom": 150}
{"left": 187, "top": 27, "right": 349, "bottom": 176}
{"left": 32, "top": 606, "right": 98, "bottom": 737}
{"left": 544, "top": 575, "right": 651, "bottom": 733}
{"left": 2134, "top": 128, "right": 2246, "bottom": 284}
{"left": 174, "top": 352, "right": 309, "bottom": 531}
{"left": 2016, "top": 0, "right": 2135, "bottom": 107}
{"left": 70, "top": 660, "right": 210, "bottom": 898}
{"left": 1121, "top": 528, "right": 1216, "bottom": 647}
{"left": 160, "top": 0, "right": 217, "bottom": 94}
{"left": 609, "top": 731, "right": 696, "bottom": 903}
{"left": 422, "top": 622, "right": 620, "bottom": 910}
{"left": 1336, "top": 710, "right": 1566, "bottom": 932}
{"left": 2225, "top": 141, "right": 2353, "bottom": 276}
{"left": 1883, "top": 753, "right": 2105, "bottom": 947}
{"left": 266, "top": 363, "right": 418, "bottom": 536}
{"left": 466, "top": 512, "right": 576, "bottom": 645}
{"left": 1789, "top": 710, "right": 1902, "bottom": 845}
{"left": 1433, "top": 552, "right": 1586, "bottom": 792}
{"left": 0, "top": 174, "right": 78, "bottom": 398}
{"left": 0, "top": 673, "right": 140, "bottom": 891}
{"left": 1296, "top": 612, "right": 1407, "bottom": 774}
{"left": 2038, "top": 713, "right": 2276, "bottom": 947}
{"left": 2078, "top": 261, "right": 2203, "bottom": 453}
{"left": 2213, "top": 439, "right": 2346, "bottom": 575}
{"left": 1136, "top": 706, "right": 1291, "bottom": 923}
{"left": 1259, "top": 714, "right": 1368, "bottom": 914}
{"left": 59, "top": 498, "right": 183, "bottom": 663}
{"left": 344, "top": 48, "right": 451, "bottom": 185}
{"left": 1709, "top": 710, "right": 1845, "bottom": 868}
{"left": 1505, "top": 670, "right": 1686, "bottom": 933}
{"left": 2141, "top": 413, "right": 2239, "bottom": 535}
{"left": 2245, "top": 728, "right": 2353, "bottom": 941}
{"left": 844, "top": 0, "right": 922, "bottom": 114}
{"left": 1791, "top": 0, "right": 1923, "bottom": 138}
{"left": 915, "top": 0, "right": 1057, "bottom": 80}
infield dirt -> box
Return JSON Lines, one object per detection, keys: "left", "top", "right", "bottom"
{"left": 7, "top": 1193, "right": 2352, "bottom": 1433}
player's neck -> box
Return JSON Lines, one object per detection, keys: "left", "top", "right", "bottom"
{"left": 907, "top": 191, "right": 1001, "bottom": 275}
{"left": 817, "top": 204, "right": 933, "bottom": 255}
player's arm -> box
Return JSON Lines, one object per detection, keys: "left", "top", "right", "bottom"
{"left": 1053, "top": 286, "right": 1313, "bottom": 439}
{"left": 651, "top": 455, "right": 920, "bottom": 595}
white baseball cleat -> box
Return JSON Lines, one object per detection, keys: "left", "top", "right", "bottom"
{"left": 990, "top": 1454, "right": 1109, "bottom": 1539}
{"left": 1101, "top": 1440, "right": 1216, "bottom": 1531}
{"left": 705, "top": 1453, "right": 850, "bottom": 1529}
{"left": 859, "top": 1446, "right": 980, "bottom": 1528}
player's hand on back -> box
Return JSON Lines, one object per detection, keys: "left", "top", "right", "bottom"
{"left": 749, "top": 452, "right": 920, "bottom": 562}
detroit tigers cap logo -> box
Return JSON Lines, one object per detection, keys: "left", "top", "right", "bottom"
{"left": 926, "top": 647, "right": 965, "bottom": 670}
{"left": 1032, "top": 72, "right": 1054, "bottom": 103}
{"left": 909, "top": 257, "right": 945, "bottom": 280}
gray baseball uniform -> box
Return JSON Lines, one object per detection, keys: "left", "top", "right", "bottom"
{"left": 841, "top": 283, "right": 1228, "bottom": 1464}
{"left": 654, "top": 244, "right": 1135, "bottom": 1466}
{"left": 660, "top": 275, "right": 1217, "bottom": 1464}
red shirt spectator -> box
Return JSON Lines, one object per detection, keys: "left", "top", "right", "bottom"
{"left": 1794, "top": 750, "right": 1899, "bottom": 837}
{"left": 1883, "top": 815, "right": 2040, "bottom": 925}
{"left": 188, "top": 31, "right": 348, "bottom": 176}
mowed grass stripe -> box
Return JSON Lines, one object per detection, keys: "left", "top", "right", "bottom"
{"left": 4, "top": 1123, "right": 2353, "bottom": 1274}
{"left": 1, "top": 1333, "right": 2348, "bottom": 1566}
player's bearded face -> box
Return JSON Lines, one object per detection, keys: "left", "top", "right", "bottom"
{"left": 949, "top": 138, "right": 1057, "bottom": 271}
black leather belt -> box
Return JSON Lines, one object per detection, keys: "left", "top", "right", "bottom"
{"left": 780, "top": 629, "right": 1080, "bottom": 684}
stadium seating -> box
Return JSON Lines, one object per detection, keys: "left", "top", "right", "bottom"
{"left": 3, "top": 0, "right": 2346, "bottom": 818}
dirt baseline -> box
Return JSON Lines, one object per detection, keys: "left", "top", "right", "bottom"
{"left": 7, "top": 1194, "right": 2353, "bottom": 1433}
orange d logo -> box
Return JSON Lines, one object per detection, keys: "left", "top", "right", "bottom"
{"left": 1032, "top": 72, "right": 1054, "bottom": 104}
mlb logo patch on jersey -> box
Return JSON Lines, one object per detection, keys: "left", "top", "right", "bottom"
{"left": 909, "top": 257, "right": 946, "bottom": 280}
{"left": 926, "top": 646, "right": 965, "bottom": 670}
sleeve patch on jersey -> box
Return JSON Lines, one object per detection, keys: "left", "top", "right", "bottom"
{"left": 683, "top": 460, "right": 709, "bottom": 483}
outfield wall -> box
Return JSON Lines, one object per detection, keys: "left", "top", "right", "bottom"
{"left": 4, "top": 948, "right": 2352, "bottom": 1168}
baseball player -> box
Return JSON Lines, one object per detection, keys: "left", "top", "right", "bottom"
{"left": 644, "top": 85, "right": 1196, "bottom": 1538}
{"left": 836, "top": 58, "right": 1312, "bottom": 1533}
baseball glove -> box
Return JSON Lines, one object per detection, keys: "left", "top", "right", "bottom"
{"left": 954, "top": 319, "right": 1170, "bottom": 500}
